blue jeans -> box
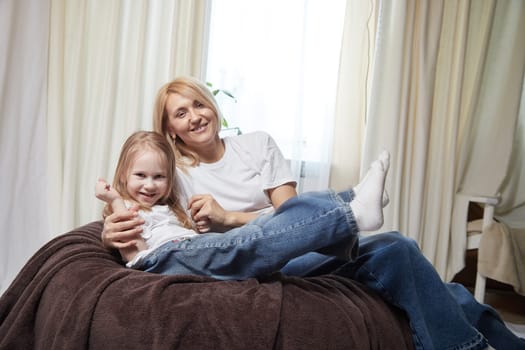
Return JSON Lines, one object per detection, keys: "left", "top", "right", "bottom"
{"left": 140, "top": 189, "right": 359, "bottom": 280}
{"left": 282, "top": 233, "right": 524, "bottom": 350}
{"left": 140, "top": 188, "right": 524, "bottom": 349}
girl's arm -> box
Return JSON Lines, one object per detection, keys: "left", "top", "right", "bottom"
{"left": 95, "top": 179, "right": 145, "bottom": 252}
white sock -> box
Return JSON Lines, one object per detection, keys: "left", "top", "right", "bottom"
{"left": 354, "top": 151, "right": 390, "bottom": 207}
{"left": 350, "top": 151, "right": 390, "bottom": 231}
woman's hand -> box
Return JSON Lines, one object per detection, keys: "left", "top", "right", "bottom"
{"left": 101, "top": 205, "right": 144, "bottom": 249}
{"left": 188, "top": 184, "right": 297, "bottom": 233}
{"left": 188, "top": 194, "right": 228, "bottom": 233}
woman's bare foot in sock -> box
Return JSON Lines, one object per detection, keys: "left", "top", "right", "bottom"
{"left": 354, "top": 152, "right": 390, "bottom": 207}
{"left": 350, "top": 151, "right": 390, "bottom": 231}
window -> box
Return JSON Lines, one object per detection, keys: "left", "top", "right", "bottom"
{"left": 206, "top": 0, "right": 346, "bottom": 191}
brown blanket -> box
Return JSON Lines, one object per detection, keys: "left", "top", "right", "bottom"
{"left": 0, "top": 221, "right": 414, "bottom": 349}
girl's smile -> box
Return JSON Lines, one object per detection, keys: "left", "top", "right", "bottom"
{"left": 126, "top": 149, "right": 169, "bottom": 207}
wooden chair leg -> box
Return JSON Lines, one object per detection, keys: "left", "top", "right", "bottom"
{"left": 474, "top": 272, "right": 486, "bottom": 303}
{"left": 462, "top": 193, "right": 499, "bottom": 304}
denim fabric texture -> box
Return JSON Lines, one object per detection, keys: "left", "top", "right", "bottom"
{"left": 140, "top": 189, "right": 359, "bottom": 280}
{"left": 140, "top": 188, "right": 524, "bottom": 350}
{"left": 282, "top": 189, "right": 525, "bottom": 349}
{"left": 284, "top": 232, "right": 525, "bottom": 349}
{"left": 335, "top": 232, "right": 490, "bottom": 350}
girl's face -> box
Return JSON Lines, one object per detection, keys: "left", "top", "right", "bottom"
{"left": 126, "top": 149, "right": 169, "bottom": 207}
{"left": 165, "top": 92, "right": 219, "bottom": 150}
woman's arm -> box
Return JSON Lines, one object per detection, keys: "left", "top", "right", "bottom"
{"left": 266, "top": 182, "right": 297, "bottom": 209}
{"left": 188, "top": 182, "right": 298, "bottom": 233}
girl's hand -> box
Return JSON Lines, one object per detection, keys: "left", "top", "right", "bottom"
{"left": 101, "top": 205, "right": 145, "bottom": 249}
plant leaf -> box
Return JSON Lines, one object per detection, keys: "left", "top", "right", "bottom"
{"left": 221, "top": 90, "right": 236, "bottom": 101}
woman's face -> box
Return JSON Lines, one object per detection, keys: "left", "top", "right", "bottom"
{"left": 165, "top": 92, "right": 219, "bottom": 151}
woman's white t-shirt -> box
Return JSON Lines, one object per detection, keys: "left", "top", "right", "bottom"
{"left": 176, "top": 131, "right": 297, "bottom": 214}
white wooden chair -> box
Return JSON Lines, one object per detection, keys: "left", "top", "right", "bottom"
{"left": 465, "top": 195, "right": 500, "bottom": 303}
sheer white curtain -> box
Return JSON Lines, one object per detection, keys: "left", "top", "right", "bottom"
{"left": 47, "top": 0, "right": 210, "bottom": 235}
{"left": 0, "top": 0, "right": 51, "bottom": 294}
{"left": 205, "top": 0, "right": 346, "bottom": 192}
{"left": 1, "top": 0, "right": 210, "bottom": 294}
{"left": 330, "top": 0, "right": 377, "bottom": 190}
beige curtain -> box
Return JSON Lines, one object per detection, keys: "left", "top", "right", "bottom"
{"left": 333, "top": 0, "right": 525, "bottom": 279}
{"left": 47, "top": 0, "right": 210, "bottom": 234}
{"left": 475, "top": 38, "right": 525, "bottom": 294}
{"left": 330, "top": 0, "right": 377, "bottom": 189}
{"left": 0, "top": 0, "right": 51, "bottom": 294}
{"left": 448, "top": 0, "right": 525, "bottom": 280}
{"left": 485, "top": 91, "right": 525, "bottom": 294}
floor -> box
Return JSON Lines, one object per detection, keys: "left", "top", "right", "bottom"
{"left": 473, "top": 287, "right": 525, "bottom": 338}
{"left": 483, "top": 289, "right": 525, "bottom": 325}
{"left": 453, "top": 249, "right": 525, "bottom": 338}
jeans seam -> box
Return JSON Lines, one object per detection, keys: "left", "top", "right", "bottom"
{"left": 443, "top": 332, "right": 487, "bottom": 350}
{"left": 333, "top": 189, "right": 359, "bottom": 234}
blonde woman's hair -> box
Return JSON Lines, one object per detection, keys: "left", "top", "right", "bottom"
{"left": 152, "top": 76, "right": 223, "bottom": 169}
{"left": 105, "top": 131, "right": 193, "bottom": 229}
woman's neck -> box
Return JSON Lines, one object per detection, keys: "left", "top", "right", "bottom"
{"left": 195, "top": 137, "right": 225, "bottom": 164}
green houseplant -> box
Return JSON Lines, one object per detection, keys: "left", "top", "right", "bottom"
{"left": 206, "top": 82, "right": 237, "bottom": 129}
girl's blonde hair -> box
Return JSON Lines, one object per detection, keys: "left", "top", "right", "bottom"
{"left": 152, "top": 76, "right": 223, "bottom": 169}
{"left": 105, "top": 131, "right": 193, "bottom": 229}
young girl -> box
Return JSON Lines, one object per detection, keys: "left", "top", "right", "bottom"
{"left": 96, "top": 131, "right": 389, "bottom": 279}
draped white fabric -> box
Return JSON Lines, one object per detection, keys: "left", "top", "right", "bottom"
{"left": 329, "top": 0, "right": 376, "bottom": 189}
{"left": 205, "top": 0, "right": 346, "bottom": 193}
{"left": 333, "top": 0, "right": 525, "bottom": 279}
{"left": 0, "top": 0, "right": 50, "bottom": 296}
{"left": 497, "top": 86, "right": 525, "bottom": 225}
{"left": 472, "top": 6, "right": 525, "bottom": 293}
{"left": 47, "top": 0, "right": 210, "bottom": 235}
{"left": 1, "top": 0, "right": 209, "bottom": 294}
{"left": 0, "top": 0, "right": 51, "bottom": 294}
{"left": 448, "top": 0, "right": 525, "bottom": 280}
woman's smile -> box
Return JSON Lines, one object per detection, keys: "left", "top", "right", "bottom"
{"left": 190, "top": 122, "right": 209, "bottom": 133}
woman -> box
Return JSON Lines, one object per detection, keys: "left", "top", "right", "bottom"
{"left": 96, "top": 130, "right": 386, "bottom": 278}
{"left": 102, "top": 77, "right": 523, "bottom": 350}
